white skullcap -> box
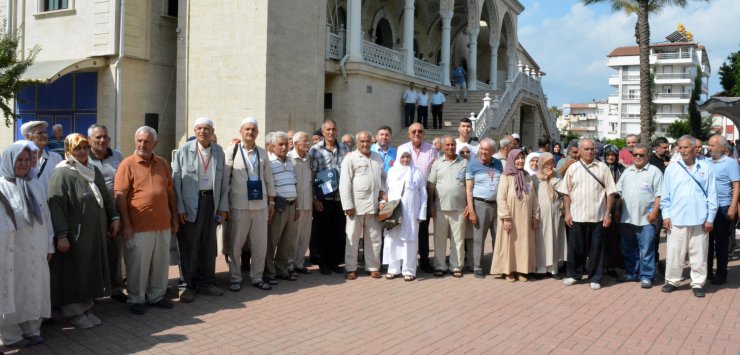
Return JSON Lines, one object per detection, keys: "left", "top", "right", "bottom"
{"left": 511, "top": 133, "right": 521, "bottom": 139}
{"left": 20, "top": 121, "right": 48, "bottom": 136}
{"left": 240, "top": 117, "right": 259, "bottom": 129}
{"left": 194, "top": 117, "right": 214, "bottom": 128}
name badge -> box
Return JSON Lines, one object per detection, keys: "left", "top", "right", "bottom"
{"left": 247, "top": 179, "right": 263, "bottom": 200}
{"left": 201, "top": 176, "right": 211, "bottom": 186}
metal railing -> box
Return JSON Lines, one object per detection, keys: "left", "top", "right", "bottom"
{"left": 655, "top": 92, "right": 691, "bottom": 100}
{"left": 656, "top": 51, "right": 691, "bottom": 60}
{"left": 655, "top": 72, "right": 692, "bottom": 80}
{"left": 413, "top": 58, "right": 442, "bottom": 83}
{"left": 326, "top": 32, "right": 343, "bottom": 61}
{"left": 361, "top": 40, "right": 405, "bottom": 73}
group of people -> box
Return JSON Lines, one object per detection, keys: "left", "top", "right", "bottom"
{"left": 1, "top": 116, "right": 736, "bottom": 350}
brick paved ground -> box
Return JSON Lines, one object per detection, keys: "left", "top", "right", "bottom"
{"left": 5, "top": 233, "right": 740, "bottom": 354}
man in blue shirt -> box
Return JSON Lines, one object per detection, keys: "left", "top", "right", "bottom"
{"left": 451, "top": 62, "right": 467, "bottom": 103}
{"left": 660, "top": 135, "right": 718, "bottom": 298}
{"left": 706, "top": 135, "right": 740, "bottom": 285}
{"left": 465, "top": 138, "right": 503, "bottom": 278}
{"left": 370, "top": 126, "right": 396, "bottom": 173}
{"left": 430, "top": 86, "right": 446, "bottom": 129}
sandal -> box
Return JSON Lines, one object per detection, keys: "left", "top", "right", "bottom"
{"left": 433, "top": 270, "right": 445, "bottom": 277}
{"left": 404, "top": 275, "right": 416, "bottom": 282}
{"left": 385, "top": 273, "right": 398, "bottom": 280}
{"left": 252, "top": 281, "right": 272, "bottom": 290}
{"left": 452, "top": 271, "right": 463, "bottom": 278}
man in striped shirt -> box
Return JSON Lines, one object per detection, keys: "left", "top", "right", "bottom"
{"left": 556, "top": 138, "right": 617, "bottom": 290}
{"left": 264, "top": 131, "right": 299, "bottom": 284}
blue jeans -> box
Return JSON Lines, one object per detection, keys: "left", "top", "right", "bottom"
{"left": 620, "top": 223, "right": 656, "bottom": 281}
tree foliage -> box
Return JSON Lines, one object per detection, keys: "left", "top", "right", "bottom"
{"left": 687, "top": 66, "right": 709, "bottom": 139}
{"left": 0, "top": 26, "right": 39, "bottom": 127}
{"left": 666, "top": 115, "right": 711, "bottom": 140}
{"left": 560, "top": 132, "right": 581, "bottom": 147}
{"left": 548, "top": 105, "right": 563, "bottom": 119}
{"left": 718, "top": 50, "right": 740, "bottom": 96}
{"left": 604, "top": 138, "right": 626, "bottom": 149}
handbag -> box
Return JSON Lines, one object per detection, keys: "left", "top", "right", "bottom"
{"left": 314, "top": 149, "right": 340, "bottom": 199}
{"left": 378, "top": 181, "right": 405, "bottom": 230}
{"left": 240, "top": 145, "right": 263, "bottom": 201}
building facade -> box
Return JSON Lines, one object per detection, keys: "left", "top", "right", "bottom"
{"left": 557, "top": 102, "right": 615, "bottom": 140}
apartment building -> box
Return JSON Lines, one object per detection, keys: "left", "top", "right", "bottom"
{"left": 556, "top": 101, "right": 616, "bottom": 140}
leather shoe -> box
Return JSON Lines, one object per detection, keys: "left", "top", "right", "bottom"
{"left": 152, "top": 298, "right": 174, "bottom": 309}
{"left": 295, "top": 267, "right": 311, "bottom": 275}
{"left": 196, "top": 284, "right": 224, "bottom": 296}
{"left": 369, "top": 271, "right": 381, "bottom": 279}
{"left": 319, "top": 267, "right": 332, "bottom": 275}
{"left": 180, "top": 289, "right": 195, "bottom": 303}
{"left": 710, "top": 275, "right": 726, "bottom": 285}
{"left": 661, "top": 284, "right": 677, "bottom": 293}
{"left": 130, "top": 303, "right": 147, "bottom": 315}
{"left": 345, "top": 271, "right": 357, "bottom": 280}
{"left": 692, "top": 287, "right": 706, "bottom": 298}
{"left": 110, "top": 292, "right": 128, "bottom": 303}
{"left": 332, "top": 266, "right": 344, "bottom": 274}
{"left": 474, "top": 270, "right": 486, "bottom": 279}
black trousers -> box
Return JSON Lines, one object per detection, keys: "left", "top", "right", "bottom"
{"left": 709, "top": 205, "right": 731, "bottom": 278}
{"left": 177, "top": 193, "right": 217, "bottom": 289}
{"left": 404, "top": 103, "right": 416, "bottom": 127}
{"left": 567, "top": 222, "right": 605, "bottom": 283}
{"left": 431, "top": 105, "right": 443, "bottom": 129}
{"left": 315, "top": 199, "right": 346, "bottom": 269}
{"left": 418, "top": 215, "right": 431, "bottom": 265}
{"left": 417, "top": 106, "right": 429, "bottom": 129}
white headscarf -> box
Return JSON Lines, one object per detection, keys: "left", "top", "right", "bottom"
{"left": 524, "top": 152, "right": 541, "bottom": 176}
{"left": 0, "top": 144, "right": 43, "bottom": 225}
{"left": 386, "top": 150, "right": 415, "bottom": 200}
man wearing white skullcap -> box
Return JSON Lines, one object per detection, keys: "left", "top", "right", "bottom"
{"left": 223, "top": 117, "right": 276, "bottom": 291}
{"left": 172, "top": 117, "right": 230, "bottom": 302}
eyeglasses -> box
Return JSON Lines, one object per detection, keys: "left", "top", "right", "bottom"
{"left": 460, "top": 151, "right": 470, "bottom": 154}
{"left": 633, "top": 153, "right": 646, "bottom": 158}
{"left": 411, "top": 130, "right": 424, "bottom": 134}
{"left": 582, "top": 147, "right": 595, "bottom": 151}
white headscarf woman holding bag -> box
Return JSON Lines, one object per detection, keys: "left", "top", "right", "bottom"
{"left": 382, "top": 150, "right": 427, "bottom": 281}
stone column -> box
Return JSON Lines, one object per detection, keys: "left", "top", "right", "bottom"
{"left": 403, "top": 0, "right": 415, "bottom": 75}
{"left": 440, "top": 11, "right": 453, "bottom": 86}
{"left": 489, "top": 41, "right": 499, "bottom": 90}
{"left": 468, "top": 27, "right": 480, "bottom": 90}
{"left": 347, "top": 0, "right": 362, "bottom": 62}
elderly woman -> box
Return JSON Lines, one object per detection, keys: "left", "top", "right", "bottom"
{"left": 492, "top": 149, "right": 540, "bottom": 281}
{"left": 382, "top": 150, "right": 427, "bottom": 281}
{"left": 524, "top": 152, "right": 540, "bottom": 176}
{"left": 0, "top": 144, "right": 53, "bottom": 349}
{"left": 532, "top": 153, "right": 567, "bottom": 278}
{"left": 603, "top": 144, "right": 624, "bottom": 278}
{"left": 47, "top": 134, "right": 120, "bottom": 329}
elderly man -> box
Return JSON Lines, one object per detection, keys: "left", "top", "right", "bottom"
{"left": 557, "top": 138, "right": 617, "bottom": 290}
{"left": 87, "top": 124, "right": 127, "bottom": 302}
{"left": 493, "top": 135, "right": 513, "bottom": 166}
{"left": 48, "top": 124, "right": 65, "bottom": 155}
{"left": 310, "top": 119, "right": 350, "bottom": 275}
{"left": 465, "top": 138, "right": 503, "bottom": 278}
{"left": 114, "top": 126, "right": 178, "bottom": 314}
{"left": 706, "top": 135, "right": 739, "bottom": 285}
{"left": 340, "top": 131, "right": 386, "bottom": 279}
{"left": 264, "top": 132, "right": 299, "bottom": 283}
{"left": 660, "top": 135, "right": 717, "bottom": 297}
{"left": 616, "top": 143, "right": 663, "bottom": 288}
{"left": 556, "top": 140, "right": 580, "bottom": 176}
{"left": 619, "top": 134, "right": 638, "bottom": 167}
{"left": 429, "top": 136, "right": 468, "bottom": 277}
{"left": 342, "top": 134, "right": 355, "bottom": 152}
{"left": 288, "top": 132, "right": 313, "bottom": 274}
{"left": 397, "top": 122, "right": 438, "bottom": 273}
{"left": 511, "top": 133, "right": 521, "bottom": 148}
{"left": 455, "top": 118, "right": 480, "bottom": 156}
{"left": 370, "top": 125, "right": 396, "bottom": 173}
{"left": 537, "top": 136, "right": 551, "bottom": 154}
{"left": 417, "top": 87, "right": 430, "bottom": 129}
{"left": 172, "top": 118, "right": 229, "bottom": 302}
{"left": 649, "top": 137, "right": 671, "bottom": 173}
{"left": 402, "top": 82, "right": 418, "bottom": 127}
{"left": 286, "top": 130, "right": 296, "bottom": 151}
{"left": 224, "top": 117, "right": 276, "bottom": 292}
{"left": 431, "top": 85, "right": 446, "bottom": 129}
{"left": 21, "top": 121, "right": 63, "bottom": 190}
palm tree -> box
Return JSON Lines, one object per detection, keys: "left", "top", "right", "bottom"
{"left": 583, "top": 0, "right": 706, "bottom": 143}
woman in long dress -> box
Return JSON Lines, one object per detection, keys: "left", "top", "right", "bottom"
{"left": 0, "top": 144, "right": 53, "bottom": 349}
{"left": 382, "top": 150, "right": 427, "bottom": 281}
{"left": 0, "top": 191, "right": 16, "bottom": 318}
{"left": 491, "top": 149, "right": 539, "bottom": 282}
{"left": 532, "top": 153, "right": 567, "bottom": 278}
{"left": 602, "top": 144, "right": 624, "bottom": 278}
{"left": 47, "top": 134, "right": 119, "bottom": 329}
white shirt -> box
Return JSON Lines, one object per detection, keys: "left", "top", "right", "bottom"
{"left": 417, "top": 93, "right": 430, "bottom": 106}
{"left": 403, "top": 89, "right": 418, "bottom": 104}
{"left": 196, "top": 142, "right": 215, "bottom": 191}
{"left": 431, "top": 92, "right": 446, "bottom": 105}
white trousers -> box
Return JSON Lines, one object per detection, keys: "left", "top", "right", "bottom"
{"left": 291, "top": 209, "right": 312, "bottom": 270}
{"left": 665, "top": 225, "right": 708, "bottom": 288}
{"left": 344, "top": 214, "right": 383, "bottom": 272}
{"left": 433, "top": 211, "right": 466, "bottom": 272}
{"left": 124, "top": 229, "right": 171, "bottom": 304}
{"left": 0, "top": 319, "right": 42, "bottom": 345}
{"left": 228, "top": 208, "right": 268, "bottom": 284}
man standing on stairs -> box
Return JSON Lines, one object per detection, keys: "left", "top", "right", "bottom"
{"left": 452, "top": 62, "right": 467, "bottom": 103}
{"left": 417, "top": 87, "right": 430, "bottom": 129}
{"left": 455, "top": 118, "right": 479, "bottom": 157}
{"left": 431, "top": 86, "right": 446, "bottom": 130}
{"left": 402, "top": 82, "right": 418, "bottom": 128}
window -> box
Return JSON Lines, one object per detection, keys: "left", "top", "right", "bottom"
{"left": 42, "top": 0, "right": 68, "bottom": 11}
{"left": 164, "top": 0, "right": 178, "bottom": 18}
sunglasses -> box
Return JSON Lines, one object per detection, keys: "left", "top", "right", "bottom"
{"left": 633, "top": 153, "right": 646, "bottom": 158}
{"left": 411, "top": 130, "right": 424, "bottom": 134}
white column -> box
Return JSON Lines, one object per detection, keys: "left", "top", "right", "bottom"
{"left": 440, "top": 11, "right": 453, "bottom": 86}
{"left": 468, "top": 27, "right": 480, "bottom": 90}
{"left": 347, "top": 0, "right": 362, "bottom": 62}
{"left": 489, "top": 41, "right": 499, "bottom": 90}
{"left": 403, "top": 0, "right": 415, "bottom": 76}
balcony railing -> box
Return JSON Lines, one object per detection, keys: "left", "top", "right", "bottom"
{"left": 656, "top": 51, "right": 691, "bottom": 60}
{"left": 361, "top": 41, "right": 405, "bottom": 73}
{"left": 326, "top": 32, "right": 343, "bottom": 61}
{"left": 414, "top": 58, "right": 442, "bottom": 83}
{"left": 655, "top": 72, "right": 692, "bottom": 80}
{"left": 621, "top": 114, "right": 640, "bottom": 120}
{"left": 621, "top": 95, "right": 640, "bottom": 100}
{"left": 655, "top": 92, "right": 690, "bottom": 100}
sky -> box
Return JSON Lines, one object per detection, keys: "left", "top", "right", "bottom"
{"left": 516, "top": 0, "right": 740, "bottom": 107}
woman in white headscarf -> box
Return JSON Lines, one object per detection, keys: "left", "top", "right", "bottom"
{"left": 47, "top": 134, "right": 119, "bottom": 329}
{"left": 524, "top": 152, "right": 540, "bottom": 176}
{"left": 532, "top": 153, "right": 567, "bottom": 278}
{"left": 382, "top": 150, "right": 427, "bottom": 281}
{"left": 0, "top": 143, "right": 53, "bottom": 349}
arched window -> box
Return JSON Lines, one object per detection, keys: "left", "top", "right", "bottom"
{"left": 374, "top": 18, "right": 393, "bottom": 49}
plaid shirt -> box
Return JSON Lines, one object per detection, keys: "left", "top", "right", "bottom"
{"left": 309, "top": 139, "right": 350, "bottom": 198}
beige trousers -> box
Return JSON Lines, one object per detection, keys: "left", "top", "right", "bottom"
{"left": 0, "top": 319, "right": 42, "bottom": 344}
{"left": 124, "top": 229, "right": 171, "bottom": 304}
{"left": 291, "top": 209, "right": 313, "bottom": 270}
{"left": 228, "top": 208, "right": 268, "bottom": 284}
{"left": 344, "top": 214, "right": 383, "bottom": 272}
{"left": 434, "top": 210, "right": 467, "bottom": 272}
{"left": 266, "top": 204, "right": 297, "bottom": 278}
{"left": 665, "top": 225, "right": 708, "bottom": 288}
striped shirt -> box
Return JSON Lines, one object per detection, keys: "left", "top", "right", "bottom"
{"left": 309, "top": 139, "right": 350, "bottom": 198}
{"left": 269, "top": 154, "right": 297, "bottom": 200}
{"left": 397, "top": 141, "right": 437, "bottom": 181}
{"left": 556, "top": 159, "right": 617, "bottom": 223}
